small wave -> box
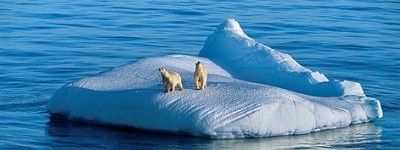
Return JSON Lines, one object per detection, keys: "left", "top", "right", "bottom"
{"left": 0, "top": 99, "right": 47, "bottom": 111}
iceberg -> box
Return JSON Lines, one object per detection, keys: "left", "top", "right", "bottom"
{"left": 47, "top": 19, "right": 383, "bottom": 139}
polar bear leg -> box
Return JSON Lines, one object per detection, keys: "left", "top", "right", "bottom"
{"left": 200, "top": 79, "right": 205, "bottom": 90}
{"left": 202, "top": 75, "right": 207, "bottom": 90}
{"left": 164, "top": 82, "right": 171, "bottom": 93}
{"left": 194, "top": 76, "right": 200, "bottom": 90}
{"left": 163, "top": 79, "right": 168, "bottom": 93}
{"left": 178, "top": 82, "right": 184, "bottom": 91}
{"left": 170, "top": 83, "right": 176, "bottom": 92}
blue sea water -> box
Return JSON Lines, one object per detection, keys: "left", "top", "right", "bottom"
{"left": 0, "top": 0, "right": 399, "bottom": 149}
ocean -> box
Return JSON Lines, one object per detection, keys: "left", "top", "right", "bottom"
{"left": 0, "top": 0, "right": 399, "bottom": 149}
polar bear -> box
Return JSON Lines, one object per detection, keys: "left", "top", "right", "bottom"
{"left": 194, "top": 61, "right": 208, "bottom": 90}
{"left": 159, "top": 68, "right": 184, "bottom": 93}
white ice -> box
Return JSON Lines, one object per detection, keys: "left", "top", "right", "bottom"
{"left": 47, "top": 19, "right": 383, "bottom": 139}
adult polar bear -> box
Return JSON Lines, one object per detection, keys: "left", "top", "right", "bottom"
{"left": 194, "top": 61, "right": 208, "bottom": 90}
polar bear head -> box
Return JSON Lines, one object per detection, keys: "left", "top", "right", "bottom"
{"left": 196, "top": 61, "right": 204, "bottom": 69}
{"left": 159, "top": 68, "right": 166, "bottom": 73}
{"left": 159, "top": 68, "right": 169, "bottom": 76}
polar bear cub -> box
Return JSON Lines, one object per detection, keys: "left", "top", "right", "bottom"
{"left": 194, "top": 61, "right": 208, "bottom": 90}
{"left": 159, "top": 68, "right": 184, "bottom": 93}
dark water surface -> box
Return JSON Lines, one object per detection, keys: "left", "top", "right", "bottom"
{"left": 1, "top": 0, "right": 399, "bottom": 149}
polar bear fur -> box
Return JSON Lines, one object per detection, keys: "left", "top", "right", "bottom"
{"left": 194, "top": 61, "right": 208, "bottom": 90}
{"left": 159, "top": 68, "right": 184, "bottom": 93}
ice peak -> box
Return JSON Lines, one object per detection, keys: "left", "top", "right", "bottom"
{"left": 200, "top": 19, "right": 366, "bottom": 97}
{"left": 217, "top": 18, "right": 249, "bottom": 38}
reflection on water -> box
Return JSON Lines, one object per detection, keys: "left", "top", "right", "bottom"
{"left": 46, "top": 117, "right": 382, "bottom": 149}
{"left": 208, "top": 123, "right": 383, "bottom": 149}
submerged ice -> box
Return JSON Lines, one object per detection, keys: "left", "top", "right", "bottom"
{"left": 47, "top": 19, "right": 383, "bottom": 139}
